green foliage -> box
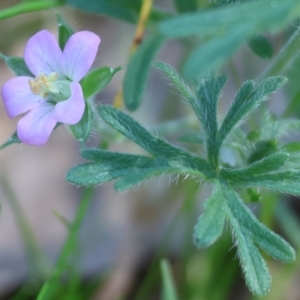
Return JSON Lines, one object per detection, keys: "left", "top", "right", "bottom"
{"left": 123, "top": 35, "right": 165, "bottom": 111}
{"left": 65, "top": 64, "right": 300, "bottom": 297}
{"left": 248, "top": 35, "right": 274, "bottom": 59}
{"left": 56, "top": 12, "right": 74, "bottom": 50}
{"left": 81, "top": 66, "right": 122, "bottom": 99}
{"left": 0, "top": 53, "right": 33, "bottom": 76}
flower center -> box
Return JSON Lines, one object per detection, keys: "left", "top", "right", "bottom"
{"left": 29, "top": 73, "right": 59, "bottom": 98}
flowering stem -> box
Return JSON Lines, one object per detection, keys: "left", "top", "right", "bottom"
{"left": 37, "top": 187, "right": 94, "bottom": 300}
{"left": 0, "top": 0, "right": 64, "bottom": 21}
{"left": 113, "top": 0, "right": 153, "bottom": 108}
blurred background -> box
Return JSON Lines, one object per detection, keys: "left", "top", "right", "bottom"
{"left": 1, "top": 0, "right": 300, "bottom": 299}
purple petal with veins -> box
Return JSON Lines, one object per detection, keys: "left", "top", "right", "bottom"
{"left": 24, "top": 30, "right": 63, "bottom": 76}
{"left": 54, "top": 82, "right": 85, "bottom": 124}
{"left": 62, "top": 31, "right": 100, "bottom": 81}
{"left": 1, "top": 76, "right": 43, "bottom": 118}
{"left": 17, "top": 102, "right": 57, "bottom": 146}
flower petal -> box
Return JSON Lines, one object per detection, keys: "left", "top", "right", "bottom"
{"left": 17, "top": 102, "right": 57, "bottom": 145}
{"left": 24, "top": 30, "right": 63, "bottom": 76}
{"left": 62, "top": 31, "right": 100, "bottom": 81}
{"left": 54, "top": 82, "right": 85, "bottom": 124}
{"left": 1, "top": 76, "right": 43, "bottom": 118}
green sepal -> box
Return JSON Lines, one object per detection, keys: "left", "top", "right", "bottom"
{"left": 0, "top": 131, "right": 21, "bottom": 150}
{"left": 81, "top": 66, "right": 122, "bottom": 99}
{"left": 56, "top": 12, "right": 74, "bottom": 50}
{"left": 248, "top": 35, "right": 273, "bottom": 59}
{"left": 68, "top": 102, "right": 94, "bottom": 143}
{"left": 193, "top": 183, "right": 226, "bottom": 248}
{"left": 0, "top": 53, "right": 33, "bottom": 76}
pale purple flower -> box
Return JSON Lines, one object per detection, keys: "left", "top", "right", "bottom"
{"left": 1, "top": 30, "right": 100, "bottom": 145}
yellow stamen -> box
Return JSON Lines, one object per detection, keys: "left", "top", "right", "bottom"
{"left": 29, "top": 72, "right": 59, "bottom": 98}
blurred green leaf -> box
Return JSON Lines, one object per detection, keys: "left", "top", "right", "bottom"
{"left": 56, "top": 12, "right": 74, "bottom": 50}
{"left": 123, "top": 34, "right": 165, "bottom": 111}
{"left": 81, "top": 66, "right": 122, "bottom": 99}
{"left": 183, "top": 28, "right": 247, "bottom": 79}
{"left": 248, "top": 35, "right": 273, "bottom": 59}
{"left": 0, "top": 131, "right": 21, "bottom": 150}
{"left": 172, "top": 0, "right": 197, "bottom": 13}
{"left": 66, "top": 0, "right": 171, "bottom": 24}
{"left": 0, "top": 54, "right": 33, "bottom": 76}
{"left": 282, "top": 142, "right": 300, "bottom": 153}
{"left": 160, "top": 259, "right": 178, "bottom": 300}
{"left": 193, "top": 183, "right": 226, "bottom": 248}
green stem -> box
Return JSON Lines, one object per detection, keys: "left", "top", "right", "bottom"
{"left": 0, "top": 0, "right": 65, "bottom": 21}
{"left": 259, "top": 26, "right": 300, "bottom": 80}
{"left": 0, "top": 179, "right": 49, "bottom": 278}
{"left": 37, "top": 187, "right": 94, "bottom": 300}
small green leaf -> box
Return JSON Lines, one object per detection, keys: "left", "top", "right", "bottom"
{"left": 123, "top": 34, "right": 165, "bottom": 111}
{"left": 193, "top": 183, "right": 226, "bottom": 248}
{"left": 69, "top": 102, "right": 94, "bottom": 143}
{"left": 0, "top": 53, "right": 33, "bottom": 76}
{"left": 81, "top": 66, "right": 122, "bottom": 99}
{"left": 218, "top": 77, "right": 287, "bottom": 146}
{"left": 0, "top": 131, "right": 21, "bottom": 150}
{"left": 248, "top": 35, "right": 273, "bottom": 59}
{"left": 160, "top": 259, "right": 178, "bottom": 300}
{"left": 56, "top": 12, "right": 74, "bottom": 50}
